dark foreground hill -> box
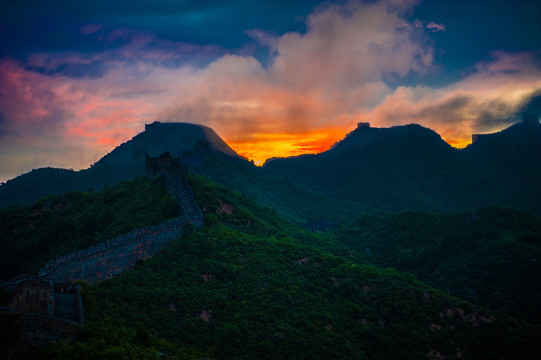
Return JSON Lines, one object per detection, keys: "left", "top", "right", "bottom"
{"left": 2, "top": 175, "right": 540, "bottom": 360}
{"left": 0, "top": 122, "right": 238, "bottom": 208}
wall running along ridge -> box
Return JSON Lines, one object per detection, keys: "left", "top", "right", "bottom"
{"left": 38, "top": 219, "right": 188, "bottom": 283}
{"left": 37, "top": 152, "right": 203, "bottom": 284}
{"left": 0, "top": 152, "right": 202, "bottom": 355}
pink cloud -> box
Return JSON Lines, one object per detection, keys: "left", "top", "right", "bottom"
{"left": 1, "top": 0, "right": 540, "bottom": 182}
{"left": 426, "top": 21, "right": 446, "bottom": 32}
{"left": 0, "top": 57, "right": 188, "bottom": 181}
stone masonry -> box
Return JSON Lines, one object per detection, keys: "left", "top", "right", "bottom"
{"left": 37, "top": 152, "right": 202, "bottom": 284}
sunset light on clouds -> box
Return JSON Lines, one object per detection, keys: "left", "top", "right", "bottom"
{"left": 1, "top": 0, "right": 540, "bottom": 181}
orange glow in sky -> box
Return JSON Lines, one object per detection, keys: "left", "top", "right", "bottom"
{"left": 225, "top": 126, "right": 480, "bottom": 165}
{"left": 1, "top": 0, "right": 541, "bottom": 184}
{"left": 227, "top": 128, "right": 348, "bottom": 165}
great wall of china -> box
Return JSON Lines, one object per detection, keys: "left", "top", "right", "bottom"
{"left": 38, "top": 218, "right": 189, "bottom": 283}
{"left": 1, "top": 152, "right": 203, "bottom": 352}
{"left": 34, "top": 151, "right": 202, "bottom": 284}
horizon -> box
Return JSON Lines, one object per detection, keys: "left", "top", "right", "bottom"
{"left": 2, "top": 115, "right": 538, "bottom": 184}
{"left": 1, "top": 0, "right": 541, "bottom": 182}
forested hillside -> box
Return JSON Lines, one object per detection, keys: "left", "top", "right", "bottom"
{"left": 334, "top": 208, "right": 541, "bottom": 324}
{"left": 0, "top": 177, "right": 178, "bottom": 280}
{"left": 2, "top": 175, "right": 540, "bottom": 359}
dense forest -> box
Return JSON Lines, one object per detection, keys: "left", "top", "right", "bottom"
{"left": 2, "top": 175, "right": 541, "bottom": 359}
{"left": 334, "top": 209, "right": 541, "bottom": 324}
{"left": 0, "top": 177, "right": 178, "bottom": 280}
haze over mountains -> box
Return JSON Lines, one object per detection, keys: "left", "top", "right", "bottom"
{"left": 1, "top": 114, "right": 540, "bottom": 220}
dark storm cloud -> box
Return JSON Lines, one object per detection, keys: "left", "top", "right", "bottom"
{"left": 24, "top": 60, "right": 108, "bottom": 79}
{"left": 399, "top": 94, "right": 515, "bottom": 131}
{"left": 0, "top": 0, "right": 318, "bottom": 64}
{"left": 411, "top": 0, "right": 541, "bottom": 85}
{"left": 427, "top": 95, "right": 517, "bottom": 131}
{"left": 474, "top": 100, "right": 517, "bottom": 129}
{"left": 3, "top": 0, "right": 539, "bottom": 85}
{"left": 417, "top": 95, "right": 472, "bottom": 123}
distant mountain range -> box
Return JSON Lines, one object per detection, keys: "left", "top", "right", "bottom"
{"left": 1, "top": 116, "right": 540, "bottom": 220}
{"left": 264, "top": 117, "right": 541, "bottom": 215}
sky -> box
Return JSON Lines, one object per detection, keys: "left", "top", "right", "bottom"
{"left": 1, "top": 0, "right": 541, "bottom": 182}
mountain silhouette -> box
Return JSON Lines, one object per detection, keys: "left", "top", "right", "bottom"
{"left": 1, "top": 117, "right": 540, "bottom": 217}
{"left": 0, "top": 122, "right": 357, "bottom": 222}
{"left": 0, "top": 122, "right": 238, "bottom": 208}
{"left": 263, "top": 117, "right": 541, "bottom": 214}
{"left": 85, "top": 122, "right": 239, "bottom": 184}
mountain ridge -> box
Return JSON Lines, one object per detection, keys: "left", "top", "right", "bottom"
{"left": 262, "top": 117, "right": 541, "bottom": 215}
{"left": 1, "top": 117, "right": 540, "bottom": 218}
{"left": 0, "top": 122, "right": 242, "bottom": 209}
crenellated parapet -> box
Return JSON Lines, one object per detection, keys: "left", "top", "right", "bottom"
{"left": 38, "top": 218, "right": 189, "bottom": 283}
{"left": 34, "top": 152, "right": 203, "bottom": 285}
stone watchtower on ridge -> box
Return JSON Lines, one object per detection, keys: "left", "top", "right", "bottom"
{"left": 145, "top": 151, "right": 183, "bottom": 178}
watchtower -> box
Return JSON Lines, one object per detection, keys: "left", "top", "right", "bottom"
{"left": 145, "top": 152, "right": 182, "bottom": 178}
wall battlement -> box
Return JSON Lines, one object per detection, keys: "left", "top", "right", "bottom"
{"left": 39, "top": 218, "right": 188, "bottom": 283}
{"left": 3, "top": 151, "right": 202, "bottom": 336}
{"left": 35, "top": 152, "right": 203, "bottom": 284}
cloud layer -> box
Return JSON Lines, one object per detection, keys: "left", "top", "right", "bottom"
{"left": 1, "top": 0, "right": 540, "bottom": 181}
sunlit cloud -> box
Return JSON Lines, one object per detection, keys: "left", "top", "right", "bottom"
{"left": 0, "top": 57, "right": 192, "bottom": 181}
{"left": 359, "top": 51, "right": 541, "bottom": 147}
{"left": 425, "top": 21, "right": 446, "bottom": 32}
{"left": 158, "top": 0, "right": 435, "bottom": 160}
{"left": 1, "top": 0, "right": 540, "bottom": 183}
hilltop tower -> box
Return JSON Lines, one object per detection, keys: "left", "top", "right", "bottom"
{"left": 144, "top": 121, "right": 161, "bottom": 132}
{"left": 471, "top": 134, "right": 488, "bottom": 144}
{"left": 145, "top": 151, "right": 183, "bottom": 178}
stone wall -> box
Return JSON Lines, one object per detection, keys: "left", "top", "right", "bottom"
{"left": 7, "top": 279, "right": 54, "bottom": 316}
{"left": 35, "top": 152, "right": 203, "bottom": 284}
{"left": 39, "top": 218, "right": 193, "bottom": 283}
{"left": 146, "top": 151, "right": 203, "bottom": 223}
